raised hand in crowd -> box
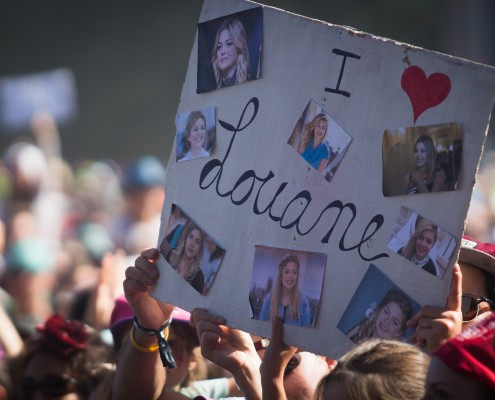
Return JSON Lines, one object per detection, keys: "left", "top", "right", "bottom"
{"left": 113, "top": 248, "right": 174, "bottom": 400}
{"left": 407, "top": 263, "right": 463, "bottom": 352}
{"left": 190, "top": 308, "right": 261, "bottom": 400}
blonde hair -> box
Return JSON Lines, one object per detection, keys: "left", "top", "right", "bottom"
{"left": 269, "top": 254, "right": 302, "bottom": 322}
{"left": 169, "top": 223, "right": 205, "bottom": 279}
{"left": 349, "top": 290, "right": 413, "bottom": 343}
{"left": 211, "top": 18, "right": 249, "bottom": 88}
{"left": 300, "top": 113, "right": 329, "bottom": 151}
{"left": 314, "top": 340, "right": 430, "bottom": 400}
{"left": 402, "top": 216, "right": 438, "bottom": 261}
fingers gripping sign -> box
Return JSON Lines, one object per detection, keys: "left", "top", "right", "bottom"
{"left": 407, "top": 263, "right": 463, "bottom": 352}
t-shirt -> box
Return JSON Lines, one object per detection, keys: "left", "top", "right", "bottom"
{"left": 300, "top": 138, "right": 329, "bottom": 170}
{"left": 178, "top": 378, "right": 230, "bottom": 399}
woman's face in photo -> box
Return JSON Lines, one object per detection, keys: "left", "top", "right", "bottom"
{"left": 187, "top": 118, "right": 206, "bottom": 151}
{"left": 281, "top": 261, "right": 298, "bottom": 290}
{"left": 374, "top": 300, "right": 404, "bottom": 339}
{"left": 414, "top": 229, "right": 435, "bottom": 260}
{"left": 216, "top": 29, "right": 239, "bottom": 77}
{"left": 314, "top": 119, "right": 328, "bottom": 145}
{"left": 414, "top": 141, "right": 427, "bottom": 168}
{"left": 185, "top": 229, "right": 202, "bottom": 259}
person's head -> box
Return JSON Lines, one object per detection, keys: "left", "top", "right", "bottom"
{"left": 403, "top": 216, "right": 438, "bottom": 261}
{"left": 282, "top": 351, "right": 335, "bottom": 400}
{"left": 211, "top": 18, "right": 249, "bottom": 87}
{"left": 270, "top": 254, "right": 302, "bottom": 322}
{"left": 165, "top": 309, "right": 204, "bottom": 390}
{"left": 304, "top": 113, "right": 329, "bottom": 147}
{"left": 120, "top": 156, "right": 166, "bottom": 222}
{"left": 315, "top": 340, "right": 430, "bottom": 400}
{"left": 183, "top": 111, "right": 207, "bottom": 153}
{"left": 10, "top": 314, "right": 112, "bottom": 400}
{"left": 458, "top": 235, "right": 495, "bottom": 328}
{"left": 425, "top": 313, "right": 495, "bottom": 400}
{"left": 413, "top": 135, "right": 436, "bottom": 177}
{"left": 109, "top": 297, "right": 203, "bottom": 390}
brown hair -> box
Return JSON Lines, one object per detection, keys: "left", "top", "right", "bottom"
{"left": 413, "top": 135, "right": 437, "bottom": 185}
{"left": 314, "top": 340, "right": 430, "bottom": 400}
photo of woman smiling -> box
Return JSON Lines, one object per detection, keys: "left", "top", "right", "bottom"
{"left": 382, "top": 122, "right": 462, "bottom": 196}
{"left": 297, "top": 113, "right": 330, "bottom": 173}
{"left": 337, "top": 264, "right": 419, "bottom": 343}
{"left": 405, "top": 135, "right": 447, "bottom": 194}
{"left": 259, "top": 254, "right": 311, "bottom": 327}
{"left": 250, "top": 246, "right": 325, "bottom": 328}
{"left": 288, "top": 99, "right": 353, "bottom": 183}
{"left": 397, "top": 216, "right": 439, "bottom": 276}
{"left": 347, "top": 290, "right": 413, "bottom": 343}
{"left": 176, "top": 107, "right": 216, "bottom": 163}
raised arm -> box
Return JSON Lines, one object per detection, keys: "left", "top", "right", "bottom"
{"left": 113, "top": 248, "right": 175, "bottom": 400}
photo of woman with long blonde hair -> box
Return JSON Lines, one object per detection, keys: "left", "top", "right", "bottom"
{"left": 197, "top": 7, "right": 262, "bottom": 93}
{"left": 259, "top": 254, "right": 311, "bottom": 327}
{"left": 297, "top": 113, "right": 330, "bottom": 173}
{"left": 164, "top": 222, "right": 206, "bottom": 294}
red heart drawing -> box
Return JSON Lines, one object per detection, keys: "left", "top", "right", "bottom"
{"left": 401, "top": 66, "right": 451, "bottom": 123}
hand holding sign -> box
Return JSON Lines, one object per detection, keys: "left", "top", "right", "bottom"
{"left": 407, "top": 263, "right": 463, "bottom": 352}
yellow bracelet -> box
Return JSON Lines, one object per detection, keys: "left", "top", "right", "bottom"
{"left": 130, "top": 326, "right": 159, "bottom": 353}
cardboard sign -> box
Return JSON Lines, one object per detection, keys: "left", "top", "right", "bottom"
{"left": 0, "top": 68, "right": 77, "bottom": 131}
{"left": 153, "top": 0, "right": 495, "bottom": 358}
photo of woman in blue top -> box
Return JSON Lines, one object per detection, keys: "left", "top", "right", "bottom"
{"left": 259, "top": 254, "right": 311, "bottom": 327}
{"left": 297, "top": 113, "right": 330, "bottom": 173}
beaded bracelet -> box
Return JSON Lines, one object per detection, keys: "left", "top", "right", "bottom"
{"left": 130, "top": 326, "right": 159, "bottom": 352}
{"left": 132, "top": 316, "right": 176, "bottom": 368}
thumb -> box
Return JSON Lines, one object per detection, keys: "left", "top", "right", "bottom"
{"left": 271, "top": 316, "right": 283, "bottom": 345}
{"left": 446, "top": 263, "right": 462, "bottom": 312}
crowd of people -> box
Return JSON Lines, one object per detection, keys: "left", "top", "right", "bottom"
{"left": 0, "top": 111, "right": 493, "bottom": 400}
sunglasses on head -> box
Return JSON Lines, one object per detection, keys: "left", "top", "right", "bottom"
{"left": 461, "top": 294, "right": 495, "bottom": 322}
{"left": 18, "top": 374, "right": 78, "bottom": 400}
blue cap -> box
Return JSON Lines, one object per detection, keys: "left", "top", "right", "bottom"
{"left": 121, "top": 156, "right": 166, "bottom": 192}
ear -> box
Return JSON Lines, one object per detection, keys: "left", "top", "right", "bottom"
{"left": 188, "top": 352, "right": 198, "bottom": 372}
{"left": 325, "top": 357, "right": 338, "bottom": 372}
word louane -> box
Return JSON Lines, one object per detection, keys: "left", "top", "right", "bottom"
{"left": 199, "top": 97, "right": 388, "bottom": 262}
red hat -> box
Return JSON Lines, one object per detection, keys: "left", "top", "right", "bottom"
{"left": 433, "top": 313, "right": 495, "bottom": 390}
{"left": 459, "top": 235, "right": 495, "bottom": 277}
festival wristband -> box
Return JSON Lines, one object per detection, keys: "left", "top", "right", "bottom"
{"left": 130, "top": 326, "right": 159, "bottom": 352}
{"left": 132, "top": 316, "right": 176, "bottom": 368}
